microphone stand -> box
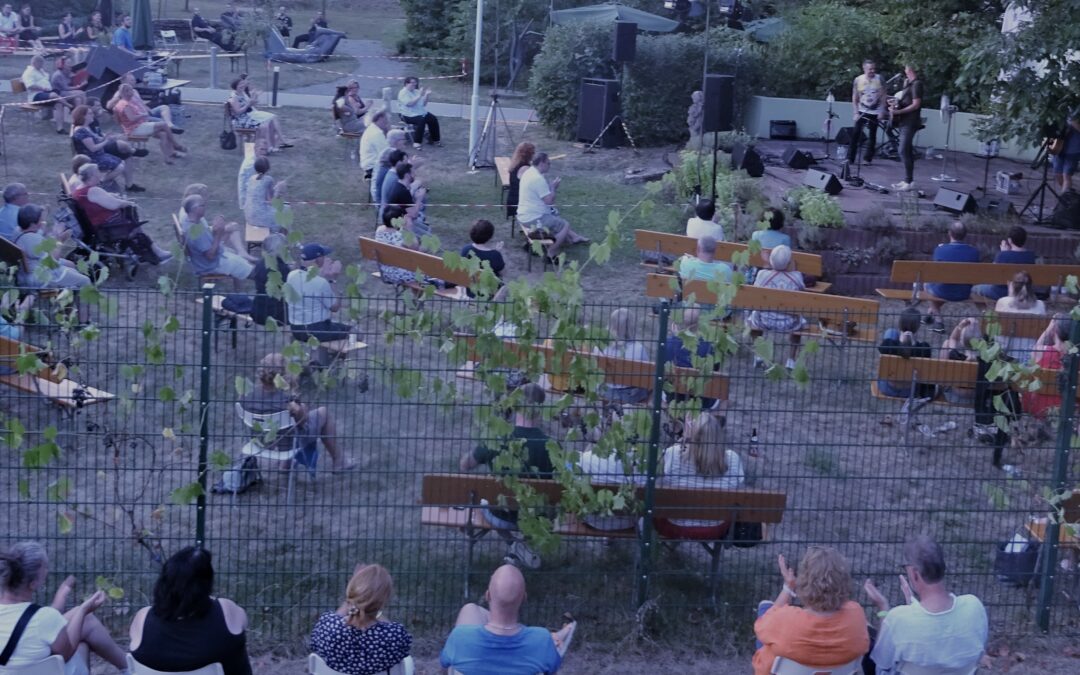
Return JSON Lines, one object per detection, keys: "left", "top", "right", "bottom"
{"left": 822, "top": 90, "right": 837, "bottom": 161}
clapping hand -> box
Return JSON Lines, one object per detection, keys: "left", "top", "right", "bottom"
{"left": 863, "top": 578, "right": 888, "bottom": 612}
{"left": 51, "top": 575, "right": 76, "bottom": 609}
{"left": 778, "top": 554, "right": 796, "bottom": 588}
{"left": 899, "top": 573, "right": 914, "bottom": 605}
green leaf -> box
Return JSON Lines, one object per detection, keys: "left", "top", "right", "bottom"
{"left": 163, "top": 315, "right": 181, "bottom": 334}
{"left": 46, "top": 477, "right": 71, "bottom": 502}
{"left": 209, "top": 451, "right": 232, "bottom": 471}
{"left": 234, "top": 376, "right": 253, "bottom": 397}
{"left": 170, "top": 482, "right": 205, "bottom": 505}
{"left": 17, "top": 478, "right": 29, "bottom": 499}
{"left": 3, "top": 418, "right": 25, "bottom": 449}
{"left": 57, "top": 510, "right": 73, "bottom": 535}
{"left": 157, "top": 386, "right": 176, "bottom": 402}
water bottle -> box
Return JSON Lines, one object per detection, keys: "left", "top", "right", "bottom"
{"left": 749, "top": 428, "right": 760, "bottom": 457}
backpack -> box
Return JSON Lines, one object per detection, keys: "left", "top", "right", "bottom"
{"left": 212, "top": 456, "right": 261, "bottom": 495}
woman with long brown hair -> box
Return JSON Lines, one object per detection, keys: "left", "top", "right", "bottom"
{"left": 506, "top": 141, "right": 535, "bottom": 220}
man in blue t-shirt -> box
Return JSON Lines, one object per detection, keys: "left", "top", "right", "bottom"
{"left": 1051, "top": 106, "right": 1080, "bottom": 193}
{"left": 440, "top": 565, "right": 568, "bottom": 675}
{"left": 111, "top": 14, "right": 135, "bottom": 54}
{"left": 970, "top": 225, "right": 1037, "bottom": 302}
{"left": 925, "top": 221, "right": 980, "bottom": 332}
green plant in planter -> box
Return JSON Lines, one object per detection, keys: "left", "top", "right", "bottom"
{"left": 835, "top": 246, "right": 873, "bottom": 273}
{"left": 662, "top": 149, "right": 767, "bottom": 222}
{"left": 796, "top": 190, "right": 845, "bottom": 228}
{"left": 873, "top": 234, "right": 909, "bottom": 265}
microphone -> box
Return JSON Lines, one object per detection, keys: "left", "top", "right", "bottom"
{"left": 886, "top": 72, "right": 903, "bottom": 85}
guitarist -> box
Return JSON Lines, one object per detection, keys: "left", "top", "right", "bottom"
{"left": 1051, "top": 107, "right": 1080, "bottom": 192}
{"left": 889, "top": 64, "right": 923, "bottom": 193}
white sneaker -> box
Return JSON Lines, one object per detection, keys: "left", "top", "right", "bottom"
{"left": 891, "top": 181, "right": 914, "bottom": 192}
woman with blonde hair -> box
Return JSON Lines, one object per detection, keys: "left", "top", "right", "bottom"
{"left": 653, "top": 413, "right": 744, "bottom": 539}
{"left": 753, "top": 547, "right": 869, "bottom": 674}
{"left": 598, "top": 308, "right": 651, "bottom": 403}
{"left": 310, "top": 564, "right": 412, "bottom": 675}
{"left": 506, "top": 141, "right": 536, "bottom": 220}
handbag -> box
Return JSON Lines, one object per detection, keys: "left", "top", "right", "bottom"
{"left": 219, "top": 108, "right": 237, "bottom": 150}
{"left": 731, "top": 520, "right": 763, "bottom": 548}
{"left": 993, "top": 538, "right": 1040, "bottom": 587}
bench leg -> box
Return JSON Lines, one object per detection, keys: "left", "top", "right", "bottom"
{"left": 230, "top": 316, "right": 238, "bottom": 350}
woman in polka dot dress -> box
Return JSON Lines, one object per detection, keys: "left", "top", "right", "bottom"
{"left": 310, "top": 564, "right": 412, "bottom": 675}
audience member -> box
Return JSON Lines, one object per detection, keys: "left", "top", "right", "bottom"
{"left": 13, "top": 204, "right": 91, "bottom": 291}
{"left": 0, "top": 4, "right": 18, "bottom": 39}
{"left": 678, "top": 235, "right": 733, "bottom": 284}
{"left": 0, "top": 182, "right": 28, "bottom": 239}
{"left": 15, "top": 4, "right": 41, "bottom": 50}
{"left": 292, "top": 11, "right": 328, "bottom": 49}
{"left": 517, "top": 153, "right": 589, "bottom": 261}
{"left": 925, "top": 221, "right": 980, "bottom": 332}
{"left": 461, "top": 219, "right": 505, "bottom": 280}
{"left": 876, "top": 307, "right": 932, "bottom": 398}
{"left": 751, "top": 208, "right": 791, "bottom": 250}
{"left": 113, "top": 84, "right": 186, "bottom": 162}
{"left": 686, "top": 199, "right": 725, "bottom": 241}
{"left": 0, "top": 541, "right": 127, "bottom": 674}
{"left": 179, "top": 194, "right": 255, "bottom": 280}
{"left": 237, "top": 137, "right": 270, "bottom": 209}
{"left": 865, "top": 535, "right": 987, "bottom": 674}
{"left": 506, "top": 141, "right": 535, "bottom": 219}
{"left": 274, "top": 6, "right": 293, "bottom": 37}
{"left": 20, "top": 55, "right": 64, "bottom": 133}
{"left": 665, "top": 307, "right": 722, "bottom": 411}
{"left": 971, "top": 226, "right": 1036, "bottom": 302}
{"left": 67, "top": 155, "right": 92, "bottom": 191}
{"left": 111, "top": 14, "right": 134, "bottom": 54}
{"left": 995, "top": 271, "right": 1046, "bottom": 362}
{"left": 219, "top": 3, "right": 241, "bottom": 32}
{"left": 129, "top": 547, "right": 252, "bottom": 675}
{"left": 250, "top": 233, "right": 290, "bottom": 326}
{"left": 84, "top": 11, "right": 105, "bottom": 43}
{"left": 228, "top": 76, "right": 292, "bottom": 150}
{"left": 286, "top": 243, "right": 353, "bottom": 344}
{"left": 113, "top": 75, "right": 181, "bottom": 131}
{"left": 360, "top": 109, "right": 390, "bottom": 196}
{"left": 72, "top": 163, "right": 171, "bottom": 264}
{"left": 372, "top": 127, "right": 407, "bottom": 205}
{"left": 1024, "top": 314, "right": 1073, "bottom": 418}
{"left": 57, "top": 12, "right": 85, "bottom": 43}
{"left": 459, "top": 383, "right": 555, "bottom": 568}
{"left": 309, "top": 563, "right": 412, "bottom": 675}
{"left": 378, "top": 150, "right": 410, "bottom": 217}
{"left": 938, "top": 317, "right": 980, "bottom": 406}
{"left": 747, "top": 245, "right": 805, "bottom": 371}
{"left": 244, "top": 157, "right": 286, "bottom": 232}
{"left": 753, "top": 547, "right": 869, "bottom": 674}
{"left": 49, "top": 57, "right": 85, "bottom": 113}
{"left": 598, "top": 308, "right": 650, "bottom": 404}
{"left": 397, "top": 77, "right": 440, "bottom": 148}
{"left": 334, "top": 80, "right": 368, "bottom": 134}
{"left": 374, "top": 205, "right": 431, "bottom": 287}
{"left": 90, "top": 95, "right": 147, "bottom": 161}
{"left": 191, "top": 7, "right": 236, "bottom": 51}
{"left": 440, "top": 565, "right": 571, "bottom": 675}
{"left": 70, "top": 105, "right": 142, "bottom": 193}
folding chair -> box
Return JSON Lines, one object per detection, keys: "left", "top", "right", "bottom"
{"left": 0, "top": 654, "right": 66, "bottom": 674}
{"left": 157, "top": 30, "right": 180, "bottom": 48}
{"left": 127, "top": 654, "right": 224, "bottom": 675}
{"left": 771, "top": 655, "right": 863, "bottom": 675}
{"left": 307, "top": 654, "right": 414, "bottom": 675}
{"left": 235, "top": 402, "right": 317, "bottom": 505}
{"left": 897, "top": 661, "right": 978, "bottom": 675}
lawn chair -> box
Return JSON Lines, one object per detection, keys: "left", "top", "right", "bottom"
{"left": 235, "top": 402, "right": 318, "bottom": 505}
{"left": 307, "top": 654, "right": 414, "bottom": 675}
{"left": 8, "top": 78, "right": 50, "bottom": 128}
{"left": 771, "top": 656, "right": 863, "bottom": 675}
{"left": 0, "top": 654, "right": 66, "bottom": 674}
{"left": 157, "top": 30, "right": 180, "bottom": 49}
{"left": 127, "top": 655, "right": 224, "bottom": 675}
{"left": 897, "top": 661, "right": 978, "bottom": 675}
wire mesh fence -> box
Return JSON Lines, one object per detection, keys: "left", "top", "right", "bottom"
{"left": 2, "top": 283, "right": 1078, "bottom": 652}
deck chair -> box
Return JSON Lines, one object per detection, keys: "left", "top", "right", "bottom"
{"left": 0, "top": 654, "right": 67, "bottom": 674}
{"left": 263, "top": 27, "right": 345, "bottom": 63}
{"left": 771, "top": 655, "right": 863, "bottom": 675}
{"left": 157, "top": 30, "right": 180, "bottom": 48}
{"left": 235, "top": 402, "right": 317, "bottom": 505}
{"left": 897, "top": 661, "right": 978, "bottom": 675}
{"left": 307, "top": 654, "right": 414, "bottom": 675}
{"left": 127, "top": 655, "right": 224, "bottom": 675}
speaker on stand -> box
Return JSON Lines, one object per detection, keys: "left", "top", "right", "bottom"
{"left": 702, "top": 73, "right": 734, "bottom": 200}
{"left": 577, "top": 78, "right": 621, "bottom": 148}
{"left": 612, "top": 21, "right": 636, "bottom": 62}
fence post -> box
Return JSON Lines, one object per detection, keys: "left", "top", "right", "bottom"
{"left": 209, "top": 46, "right": 219, "bottom": 90}
{"left": 1036, "top": 320, "right": 1080, "bottom": 631}
{"left": 636, "top": 300, "right": 670, "bottom": 607}
{"left": 195, "top": 283, "right": 214, "bottom": 548}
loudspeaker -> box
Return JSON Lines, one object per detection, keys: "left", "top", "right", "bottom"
{"left": 702, "top": 73, "right": 734, "bottom": 134}
{"left": 577, "top": 78, "right": 621, "bottom": 147}
{"left": 782, "top": 148, "right": 814, "bottom": 170}
{"left": 1051, "top": 190, "right": 1080, "bottom": 230}
{"left": 731, "top": 143, "right": 764, "bottom": 178}
{"left": 769, "top": 120, "right": 797, "bottom": 140}
{"left": 804, "top": 169, "right": 843, "bottom": 195}
{"left": 933, "top": 188, "right": 977, "bottom": 214}
{"left": 834, "top": 126, "right": 865, "bottom": 146}
{"left": 612, "top": 21, "right": 637, "bottom": 62}
{"left": 977, "top": 196, "right": 1016, "bottom": 217}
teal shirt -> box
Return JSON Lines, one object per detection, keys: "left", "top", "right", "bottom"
{"left": 751, "top": 229, "right": 792, "bottom": 250}
{"left": 678, "top": 257, "right": 733, "bottom": 283}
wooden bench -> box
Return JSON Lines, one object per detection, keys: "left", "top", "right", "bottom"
{"left": 518, "top": 221, "right": 556, "bottom": 273}
{"left": 420, "top": 472, "right": 786, "bottom": 598}
{"left": 0, "top": 336, "right": 113, "bottom": 410}
{"left": 359, "top": 236, "right": 472, "bottom": 301}
{"left": 645, "top": 273, "right": 880, "bottom": 343}
{"left": 494, "top": 156, "right": 512, "bottom": 199}
{"left": 245, "top": 224, "right": 269, "bottom": 252}
{"left": 876, "top": 260, "right": 1080, "bottom": 305}
{"left": 8, "top": 78, "right": 49, "bottom": 127}
{"left": 168, "top": 51, "right": 245, "bottom": 78}
{"left": 634, "top": 229, "right": 831, "bottom": 293}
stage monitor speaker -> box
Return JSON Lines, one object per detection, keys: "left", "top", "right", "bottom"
{"left": 933, "top": 188, "right": 977, "bottom": 214}
{"left": 1051, "top": 190, "right": 1080, "bottom": 230}
{"left": 576, "top": 78, "right": 621, "bottom": 147}
{"left": 612, "top": 21, "right": 637, "bottom": 62}
{"left": 977, "top": 196, "right": 1015, "bottom": 217}
{"left": 702, "top": 73, "right": 734, "bottom": 134}
{"left": 782, "top": 147, "right": 814, "bottom": 170}
{"left": 804, "top": 169, "right": 843, "bottom": 195}
{"left": 834, "top": 126, "right": 865, "bottom": 146}
{"left": 731, "top": 143, "right": 764, "bottom": 178}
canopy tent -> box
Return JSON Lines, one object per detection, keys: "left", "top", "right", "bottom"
{"left": 741, "top": 17, "right": 788, "bottom": 44}
{"left": 131, "top": 0, "right": 154, "bottom": 50}
{"left": 550, "top": 3, "right": 679, "bottom": 33}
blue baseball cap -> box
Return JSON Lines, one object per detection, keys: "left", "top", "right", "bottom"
{"left": 301, "top": 243, "right": 332, "bottom": 261}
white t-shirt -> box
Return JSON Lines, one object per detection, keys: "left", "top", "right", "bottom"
{"left": 579, "top": 450, "right": 643, "bottom": 530}
{"left": 0, "top": 12, "right": 19, "bottom": 33}
{"left": 285, "top": 268, "right": 333, "bottom": 326}
{"left": 871, "top": 595, "right": 987, "bottom": 673}
{"left": 21, "top": 66, "right": 50, "bottom": 102}
{"left": 397, "top": 87, "right": 426, "bottom": 117}
{"left": 685, "top": 217, "right": 725, "bottom": 242}
{"left": 516, "top": 166, "right": 551, "bottom": 224}
{"left": 994, "top": 297, "right": 1046, "bottom": 363}
{"left": 359, "top": 124, "right": 387, "bottom": 171}
{"left": 659, "top": 447, "right": 744, "bottom": 526}
{"left": 994, "top": 296, "right": 1046, "bottom": 316}
{"left": 0, "top": 602, "right": 67, "bottom": 667}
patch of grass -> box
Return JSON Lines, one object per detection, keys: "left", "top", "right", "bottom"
{"left": 803, "top": 446, "right": 847, "bottom": 477}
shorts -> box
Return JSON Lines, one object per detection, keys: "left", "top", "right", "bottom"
{"left": 1052, "top": 152, "right": 1080, "bottom": 176}
{"left": 522, "top": 212, "right": 567, "bottom": 237}
{"left": 32, "top": 91, "right": 54, "bottom": 102}
{"left": 212, "top": 250, "right": 255, "bottom": 280}
{"left": 130, "top": 121, "right": 159, "bottom": 136}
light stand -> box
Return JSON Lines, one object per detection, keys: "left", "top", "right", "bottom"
{"left": 469, "top": 92, "right": 516, "bottom": 170}
{"left": 821, "top": 90, "right": 837, "bottom": 161}
{"left": 1021, "top": 139, "right": 1059, "bottom": 224}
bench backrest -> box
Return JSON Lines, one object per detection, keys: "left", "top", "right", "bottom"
{"left": 10, "top": 78, "right": 25, "bottom": 94}
{"left": 890, "top": 260, "right": 1080, "bottom": 287}
{"left": 358, "top": 236, "right": 473, "bottom": 287}
{"left": 421, "top": 473, "right": 787, "bottom": 522}
{"left": 635, "top": 229, "right": 823, "bottom": 276}
{"left": 0, "top": 235, "right": 28, "bottom": 273}
{"left": 0, "top": 336, "right": 63, "bottom": 383}
{"left": 987, "top": 312, "right": 1048, "bottom": 341}
{"left": 878, "top": 354, "right": 1074, "bottom": 397}
{"left": 462, "top": 335, "right": 729, "bottom": 400}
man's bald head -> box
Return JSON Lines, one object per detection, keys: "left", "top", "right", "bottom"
{"left": 486, "top": 564, "right": 526, "bottom": 616}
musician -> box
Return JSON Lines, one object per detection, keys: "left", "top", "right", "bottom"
{"left": 1051, "top": 107, "right": 1080, "bottom": 192}
{"left": 848, "top": 59, "right": 886, "bottom": 165}
{"left": 890, "top": 64, "right": 923, "bottom": 192}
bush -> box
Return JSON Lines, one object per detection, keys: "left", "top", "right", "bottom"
{"left": 662, "top": 149, "right": 768, "bottom": 231}
{"left": 785, "top": 187, "right": 845, "bottom": 228}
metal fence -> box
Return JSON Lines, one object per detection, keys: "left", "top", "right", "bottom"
{"left": 2, "top": 283, "right": 1078, "bottom": 654}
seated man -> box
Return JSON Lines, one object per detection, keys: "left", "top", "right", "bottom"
{"left": 251, "top": 233, "right": 290, "bottom": 326}
{"left": 12, "top": 203, "right": 90, "bottom": 291}
{"left": 677, "top": 235, "right": 733, "bottom": 284}
{"left": 192, "top": 7, "right": 236, "bottom": 51}
{"left": 71, "top": 163, "right": 171, "bottom": 265}
{"left": 285, "top": 243, "right": 351, "bottom": 344}
{"left": 459, "top": 383, "right": 555, "bottom": 569}
{"left": 219, "top": 3, "right": 241, "bottom": 32}
{"left": 686, "top": 198, "right": 725, "bottom": 241}
{"left": 292, "top": 11, "right": 327, "bottom": 49}
{"left": 0, "top": 182, "right": 29, "bottom": 240}
{"left": 179, "top": 194, "right": 255, "bottom": 281}
{"left": 865, "top": 535, "right": 987, "bottom": 674}
{"left": 440, "top": 565, "right": 573, "bottom": 675}
{"left": 397, "top": 76, "right": 440, "bottom": 148}
{"left": 925, "top": 221, "right": 980, "bottom": 333}
{"left": 971, "top": 225, "right": 1037, "bottom": 302}
{"left": 516, "top": 152, "right": 589, "bottom": 262}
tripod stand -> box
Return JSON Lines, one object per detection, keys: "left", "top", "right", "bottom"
{"left": 469, "top": 93, "right": 516, "bottom": 170}
{"left": 1021, "top": 139, "right": 1059, "bottom": 224}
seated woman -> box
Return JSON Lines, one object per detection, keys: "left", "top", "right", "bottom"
{"left": 20, "top": 55, "right": 64, "bottom": 133}
{"left": 107, "top": 73, "right": 181, "bottom": 131}
{"left": 71, "top": 163, "right": 171, "bottom": 265}
{"left": 654, "top": 413, "right": 744, "bottom": 540}
{"left": 130, "top": 547, "right": 252, "bottom": 675}
{"left": 598, "top": 308, "right": 651, "bottom": 404}
{"left": 506, "top": 141, "right": 535, "bottom": 221}
{"left": 374, "top": 205, "right": 448, "bottom": 289}
{"left": 0, "top": 541, "right": 128, "bottom": 675}
{"left": 751, "top": 207, "right": 791, "bottom": 250}
{"left": 310, "top": 563, "right": 412, "bottom": 675}
{"left": 877, "top": 307, "right": 934, "bottom": 398}
{"left": 113, "top": 84, "right": 187, "bottom": 162}
{"left": 228, "top": 75, "right": 293, "bottom": 150}
{"left": 57, "top": 12, "right": 86, "bottom": 44}
{"left": 995, "top": 271, "right": 1046, "bottom": 363}
{"left": 70, "top": 105, "right": 143, "bottom": 193}
{"left": 67, "top": 154, "right": 92, "bottom": 192}
{"left": 665, "top": 307, "right": 723, "bottom": 414}
{"left": 86, "top": 97, "right": 145, "bottom": 161}
{"left": 244, "top": 157, "right": 287, "bottom": 232}
{"left": 460, "top": 218, "right": 505, "bottom": 286}
{"left": 753, "top": 547, "right": 869, "bottom": 674}
{"left": 239, "top": 352, "right": 352, "bottom": 470}
{"left": 13, "top": 204, "right": 92, "bottom": 292}
{"left": 84, "top": 12, "right": 106, "bottom": 45}
{"left": 747, "top": 245, "right": 805, "bottom": 371}
{"left": 16, "top": 4, "right": 42, "bottom": 50}
{"left": 939, "top": 317, "right": 981, "bottom": 405}
{"left": 334, "top": 80, "right": 369, "bottom": 134}
{"left": 1024, "top": 314, "right": 1072, "bottom": 419}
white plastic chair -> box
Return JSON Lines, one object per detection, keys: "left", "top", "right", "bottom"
{"left": 897, "top": 661, "right": 978, "bottom": 675}
{"left": 307, "top": 654, "right": 414, "bottom": 675}
{"left": 157, "top": 30, "right": 179, "bottom": 48}
{"left": 0, "top": 654, "right": 65, "bottom": 674}
{"left": 126, "top": 655, "right": 224, "bottom": 675}
{"left": 235, "top": 402, "right": 304, "bottom": 505}
{"left": 771, "top": 655, "right": 863, "bottom": 675}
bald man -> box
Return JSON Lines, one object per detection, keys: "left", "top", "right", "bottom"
{"left": 440, "top": 565, "right": 572, "bottom": 675}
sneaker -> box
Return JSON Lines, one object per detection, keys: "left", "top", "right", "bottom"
{"left": 170, "top": 126, "right": 185, "bottom": 135}
{"left": 505, "top": 540, "right": 541, "bottom": 569}
{"left": 413, "top": 143, "right": 422, "bottom": 150}
{"left": 152, "top": 251, "right": 174, "bottom": 265}
{"left": 132, "top": 148, "right": 150, "bottom": 158}
{"left": 126, "top": 184, "right": 146, "bottom": 193}
{"left": 891, "top": 181, "right": 914, "bottom": 192}
{"left": 930, "top": 320, "right": 946, "bottom": 333}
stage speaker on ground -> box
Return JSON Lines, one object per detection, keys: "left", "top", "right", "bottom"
{"left": 576, "top": 78, "right": 621, "bottom": 147}
{"left": 782, "top": 147, "right": 813, "bottom": 170}
{"left": 933, "top": 188, "right": 977, "bottom": 214}
{"left": 731, "top": 144, "right": 764, "bottom": 178}
{"left": 612, "top": 21, "right": 637, "bottom": 62}
{"left": 834, "top": 126, "right": 865, "bottom": 146}
{"left": 702, "top": 73, "right": 734, "bottom": 134}
{"left": 804, "top": 169, "right": 843, "bottom": 195}
{"left": 977, "top": 196, "right": 1016, "bottom": 217}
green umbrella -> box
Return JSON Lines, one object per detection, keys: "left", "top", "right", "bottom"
{"left": 550, "top": 2, "right": 680, "bottom": 33}
{"left": 742, "top": 17, "right": 789, "bottom": 44}
{"left": 131, "top": 0, "right": 155, "bottom": 50}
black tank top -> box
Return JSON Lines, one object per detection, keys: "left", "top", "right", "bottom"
{"left": 132, "top": 599, "right": 252, "bottom": 675}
